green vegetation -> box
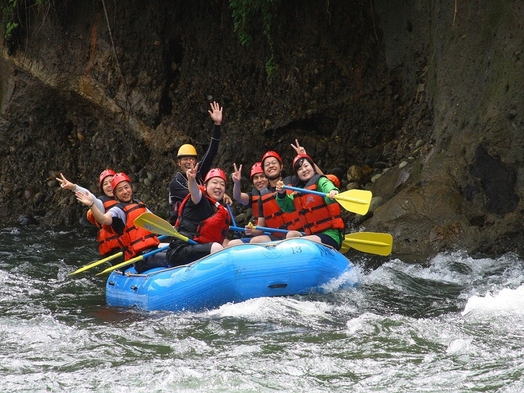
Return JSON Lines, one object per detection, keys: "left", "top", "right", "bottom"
{"left": 1, "top": 0, "right": 48, "bottom": 41}
{"left": 1, "top": 0, "right": 19, "bottom": 40}
{"left": 229, "top": 0, "right": 277, "bottom": 77}
{"left": 1, "top": 0, "right": 278, "bottom": 74}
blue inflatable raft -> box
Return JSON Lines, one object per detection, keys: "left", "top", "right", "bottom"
{"left": 105, "top": 238, "right": 357, "bottom": 312}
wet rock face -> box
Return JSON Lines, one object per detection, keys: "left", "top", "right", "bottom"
{"left": 468, "top": 146, "right": 519, "bottom": 216}
{"left": 1, "top": 1, "right": 524, "bottom": 259}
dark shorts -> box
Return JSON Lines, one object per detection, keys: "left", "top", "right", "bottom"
{"left": 166, "top": 241, "right": 213, "bottom": 267}
{"left": 134, "top": 248, "right": 169, "bottom": 274}
{"left": 317, "top": 233, "right": 341, "bottom": 250}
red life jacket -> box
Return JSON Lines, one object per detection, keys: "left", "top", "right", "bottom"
{"left": 176, "top": 188, "right": 231, "bottom": 244}
{"left": 86, "top": 196, "right": 121, "bottom": 256}
{"left": 292, "top": 175, "right": 345, "bottom": 235}
{"left": 260, "top": 192, "right": 303, "bottom": 238}
{"left": 115, "top": 200, "right": 160, "bottom": 260}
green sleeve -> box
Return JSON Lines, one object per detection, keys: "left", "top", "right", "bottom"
{"left": 318, "top": 176, "right": 339, "bottom": 205}
{"left": 276, "top": 193, "right": 296, "bottom": 212}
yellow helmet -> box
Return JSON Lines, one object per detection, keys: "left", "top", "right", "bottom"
{"left": 177, "top": 144, "right": 198, "bottom": 158}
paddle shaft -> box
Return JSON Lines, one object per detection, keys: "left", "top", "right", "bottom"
{"left": 226, "top": 204, "right": 238, "bottom": 227}
{"left": 229, "top": 225, "right": 303, "bottom": 235}
{"left": 69, "top": 234, "right": 168, "bottom": 276}
{"left": 69, "top": 251, "right": 122, "bottom": 276}
{"left": 282, "top": 185, "right": 372, "bottom": 215}
{"left": 284, "top": 185, "right": 332, "bottom": 198}
{"left": 96, "top": 245, "right": 169, "bottom": 276}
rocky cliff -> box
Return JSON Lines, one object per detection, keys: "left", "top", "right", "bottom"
{"left": 1, "top": 0, "right": 523, "bottom": 259}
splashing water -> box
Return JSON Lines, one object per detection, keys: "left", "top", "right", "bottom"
{"left": 1, "top": 226, "right": 524, "bottom": 392}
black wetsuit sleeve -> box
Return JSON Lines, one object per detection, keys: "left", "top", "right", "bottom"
{"left": 169, "top": 172, "right": 189, "bottom": 204}
{"left": 197, "top": 124, "right": 221, "bottom": 181}
{"left": 111, "top": 217, "right": 125, "bottom": 236}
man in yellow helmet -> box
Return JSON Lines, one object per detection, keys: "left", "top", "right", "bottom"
{"left": 168, "top": 101, "right": 223, "bottom": 224}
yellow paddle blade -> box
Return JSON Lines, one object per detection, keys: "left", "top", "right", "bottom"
{"left": 134, "top": 212, "right": 192, "bottom": 243}
{"left": 283, "top": 185, "right": 372, "bottom": 215}
{"left": 335, "top": 189, "right": 372, "bottom": 215}
{"left": 341, "top": 232, "right": 393, "bottom": 256}
{"left": 68, "top": 251, "right": 123, "bottom": 276}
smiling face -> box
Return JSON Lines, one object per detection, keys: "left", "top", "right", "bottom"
{"left": 114, "top": 181, "right": 133, "bottom": 203}
{"left": 101, "top": 176, "right": 114, "bottom": 198}
{"left": 252, "top": 173, "right": 268, "bottom": 191}
{"left": 296, "top": 159, "right": 315, "bottom": 182}
{"left": 263, "top": 158, "right": 283, "bottom": 181}
{"left": 205, "top": 177, "right": 226, "bottom": 201}
{"left": 178, "top": 156, "right": 196, "bottom": 172}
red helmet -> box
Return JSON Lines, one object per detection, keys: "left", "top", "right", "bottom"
{"left": 261, "top": 150, "right": 282, "bottom": 165}
{"left": 250, "top": 162, "right": 264, "bottom": 180}
{"left": 204, "top": 168, "right": 227, "bottom": 184}
{"left": 110, "top": 172, "right": 132, "bottom": 191}
{"left": 98, "top": 169, "right": 116, "bottom": 187}
{"left": 292, "top": 153, "right": 312, "bottom": 170}
{"left": 325, "top": 174, "right": 341, "bottom": 188}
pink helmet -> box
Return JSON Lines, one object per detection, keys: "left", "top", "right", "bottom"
{"left": 110, "top": 172, "right": 132, "bottom": 191}
{"left": 292, "top": 153, "right": 312, "bottom": 169}
{"left": 261, "top": 150, "right": 282, "bottom": 165}
{"left": 204, "top": 168, "right": 227, "bottom": 184}
{"left": 293, "top": 153, "right": 315, "bottom": 174}
{"left": 250, "top": 162, "right": 264, "bottom": 180}
{"left": 98, "top": 169, "right": 116, "bottom": 188}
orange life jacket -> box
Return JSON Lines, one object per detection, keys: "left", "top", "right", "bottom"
{"left": 87, "top": 196, "right": 121, "bottom": 256}
{"left": 292, "top": 175, "right": 345, "bottom": 235}
{"left": 176, "top": 188, "right": 231, "bottom": 244}
{"left": 115, "top": 200, "right": 160, "bottom": 260}
{"left": 260, "top": 191, "right": 303, "bottom": 238}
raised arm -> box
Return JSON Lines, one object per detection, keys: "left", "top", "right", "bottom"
{"left": 57, "top": 173, "right": 104, "bottom": 211}
{"left": 75, "top": 191, "right": 113, "bottom": 225}
{"left": 290, "top": 139, "right": 323, "bottom": 175}
{"left": 232, "top": 163, "right": 249, "bottom": 205}
{"left": 198, "top": 101, "right": 223, "bottom": 178}
{"left": 187, "top": 162, "right": 203, "bottom": 205}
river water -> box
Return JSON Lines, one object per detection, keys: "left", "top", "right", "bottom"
{"left": 2, "top": 225, "right": 524, "bottom": 392}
